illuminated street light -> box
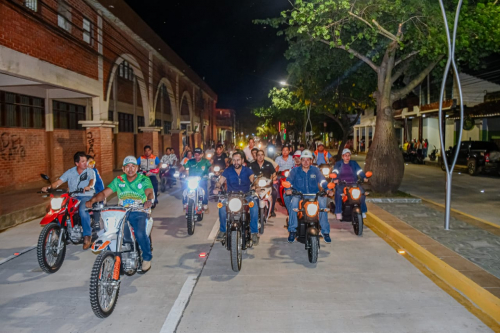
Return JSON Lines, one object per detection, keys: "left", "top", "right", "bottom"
{"left": 279, "top": 81, "right": 287, "bottom": 86}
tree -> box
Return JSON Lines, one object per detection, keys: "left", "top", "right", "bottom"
{"left": 258, "top": 0, "right": 500, "bottom": 193}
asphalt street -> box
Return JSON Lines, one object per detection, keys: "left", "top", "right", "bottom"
{"left": 0, "top": 185, "right": 493, "bottom": 333}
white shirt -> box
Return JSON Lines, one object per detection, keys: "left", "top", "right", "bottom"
{"left": 243, "top": 146, "right": 255, "bottom": 163}
{"left": 275, "top": 155, "right": 295, "bottom": 171}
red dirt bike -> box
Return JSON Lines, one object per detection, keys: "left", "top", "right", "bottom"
{"left": 278, "top": 169, "right": 290, "bottom": 207}
{"left": 37, "top": 173, "right": 99, "bottom": 273}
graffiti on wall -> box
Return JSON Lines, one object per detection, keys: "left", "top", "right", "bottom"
{"left": 1, "top": 133, "right": 26, "bottom": 162}
{"left": 86, "top": 131, "right": 95, "bottom": 157}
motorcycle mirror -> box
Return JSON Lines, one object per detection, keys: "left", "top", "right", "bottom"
{"left": 282, "top": 181, "right": 291, "bottom": 189}
{"left": 80, "top": 173, "right": 88, "bottom": 181}
{"left": 40, "top": 174, "right": 50, "bottom": 181}
{"left": 329, "top": 173, "right": 337, "bottom": 179}
{"left": 327, "top": 182, "right": 335, "bottom": 190}
{"left": 365, "top": 171, "right": 373, "bottom": 178}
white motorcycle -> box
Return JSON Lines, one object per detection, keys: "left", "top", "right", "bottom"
{"left": 255, "top": 175, "right": 273, "bottom": 234}
{"left": 88, "top": 203, "right": 153, "bottom": 318}
{"left": 183, "top": 176, "right": 206, "bottom": 235}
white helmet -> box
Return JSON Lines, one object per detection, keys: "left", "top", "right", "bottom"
{"left": 301, "top": 149, "right": 313, "bottom": 159}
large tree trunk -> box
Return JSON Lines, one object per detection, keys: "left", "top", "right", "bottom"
{"left": 365, "top": 95, "right": 404, "bottom": 194}
{"left": 336, "top": 130, "right": 349, "bottom": 162}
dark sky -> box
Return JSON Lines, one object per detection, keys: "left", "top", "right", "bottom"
{"left": 124, "top": 0, "right": 291, "bottom": 129}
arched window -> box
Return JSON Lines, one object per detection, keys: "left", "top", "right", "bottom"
{"left": 180, "top": 97, "right": 190, "bottom": 116}
{"left": 161, "top": 85, "right": 171, "bottom": 115}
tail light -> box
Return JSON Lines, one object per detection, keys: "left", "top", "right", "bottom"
{"left": 485, "top": 153, "right": 490, "bottom": 163}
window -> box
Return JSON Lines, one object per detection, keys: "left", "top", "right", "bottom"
{"left": 57, "top": 2, "right": 72, "bottom": 33}
{"left": 137, "top": 116, "right": 145, "bottom": 128}
{"left": 155, "top": 119, "right": 161, "bottom": 128}
{"left": 25, "top": 0, "right": 38, "bottom": 11}
{"left": 163, "top": 121, "right": 171, "bottom": 134}
{"left": 0, "top": 91, "right": 44, "bottom": 128}
{"left": 82, "top": 18, "right": 93, "bottom": 45}
{"left": 108, "top": 111, "right": 114, "bottom": 121}
{"left": 118, "top": 113, "right": 133, "bottom": 133}
{"left": 118, "top": 61, "right": 134, "bottom": 81}
{"left": 53, "top": 101, "right": 85, "bottom": 129}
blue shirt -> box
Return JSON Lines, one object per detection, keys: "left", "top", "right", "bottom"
{"left": 59, "top": 167, "right": 95, "bottom": 196}
{"left": 222, "top": 165, "right": 254, "bottom": 193}
{"left": 93, "top": 168, "right": 105, "bottom": 193}
{"left": 286, "top": 166, "right": 327, "bottom": 194}
{"left": 315, "top": 151, "right": 332, "bottom": 165}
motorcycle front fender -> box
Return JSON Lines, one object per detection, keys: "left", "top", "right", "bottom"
{"left": 306, "top": 227, "right": 319, "bottom": 237}
{"left": 40, "top": 211, "right": 63, "bottom": 225}
{"left": 91, "top": 232, "right": 118, "bottom": 254}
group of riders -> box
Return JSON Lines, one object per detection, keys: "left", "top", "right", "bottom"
{"left": 41, "top": 138, "right": 368, "bottom": 274}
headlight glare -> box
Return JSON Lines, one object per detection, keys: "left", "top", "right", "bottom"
{"left": 161, "top": 163, "right": 168, "bottom": 168}
{"left": 188, "top": 179, "right": 199, "bottom": 190}
{"left": 351, "top": 189, "right": 361, "bottom": 200}
{"left": 228, "top": 198, "right": 242, "bottom": 212}
{"left": 322, "top": 167, "right": 329, "bottom": 175}
{"left": 214, "top": 166, "right": 220, "bottom": 172}
{"left": 51, "top": 198, "right": 64, "bottom": 210}
{"left": 258, "top": 179, "right": 267, "bottom": 187}
{"left": 306, "top": 203, "right": 318, "bottom": 216}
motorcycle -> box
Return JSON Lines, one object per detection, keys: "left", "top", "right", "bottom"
{"left": 159, "top": 163, "right": 177, "bottom": 192}
{"left": 89, "top": 203, "right": 153, "bottom": 318}
{"left": 254, "top": 175, "right": 273, "bottom": 234}
{"left": 278, "top": 169, "right": 290, "bottom": 206}
{"left": 328, "top": 171, "right": 372, "bottom": 236}
{"left": 183, "top": 176, "right": 207, "bottom": 235}
{"left": 37, "top": 173, "right": 99, "bottom": 273}
{"left": 282, "top": 182, "right": 328, "bottom": 264}
{"left": 429, "top": 145, "right": 438, "bottom": 162}
{"left": 217, "top": 191, "right": 255, "bottom": 272}
{"left": 208, "top": 166, "right": 223, "bottom": 200}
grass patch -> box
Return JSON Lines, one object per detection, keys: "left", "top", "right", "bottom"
{"left": 367, "top": 190, "right": 414, "bottom": 198}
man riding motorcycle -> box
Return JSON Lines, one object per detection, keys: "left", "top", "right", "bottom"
{"left": 137, "top": 145, "right": 160, "bottom": 206}
{"left": 160, "top": 147, "right": 178, "bottom": 184}
{"left": 275, "top": 145, "right": 294, "bottom": 172}
{"left": 332, "top": 148, "right": 368, "bottom": 220}
{"left": 213, "top": 152, "right": 259, "bottom": 244}
{"left": 292, "top": 150, "right": 302, "bottom": 169}
{"left": 211, "top": 144, "right": 228, "bottom": 171}
{"left": 179, "top": 148, "right": 211, "bottom": 212}
{"left": 42, "top": 151, "right": 95, "bottom": 250}
{"left": 86, "top": 156, "right": 154, "bottom": 273}
{"left": 314, "top": 142, "right": 334, "bottom": 165}
{"left": 249, "top": 150, "right": 278, "bottom": 218}
{"left": 285, "top": 150, "right": 333, "bottom": 244}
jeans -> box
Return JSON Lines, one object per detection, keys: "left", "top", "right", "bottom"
{"left": 126, "top": 212, "right": 152, "bottom": 261}
{"left": 423, "top": 148, "right": 428, "bottom": 158}
{"left": 284, "top": 194, "right": 292, "bottom": 215}
{"left": 288, "top": 195, "right": 330, "bottom": 234}
{"left": 183, "top": 179, "right": 208, "bottom": 205}
{"left": 219, "top": 195, "right": 259, "bottom": 233}
{"left": 334, "top": 185, "right": 367, "bottom": 214}
{"left": 149, "top": 175, "right": 158, "bottom": 204}
{"left": 76, "top": 196, "right": 92, "bottom": 237}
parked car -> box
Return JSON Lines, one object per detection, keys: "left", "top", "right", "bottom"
{"left": 441, "top": 141, "right": 500, "bottom": 176}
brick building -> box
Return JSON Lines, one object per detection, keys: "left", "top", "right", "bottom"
{"left": 0, "top": 0, "right": 218, "bottom": 191}
{"left": 214, "top": 108, "right": 235, "bottom": 146}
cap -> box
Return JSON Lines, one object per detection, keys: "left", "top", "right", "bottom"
{"left": 123, "top": 156, "right": 138, "bottom": 166}
{"left": 193, "top": 148, "right": 203, "bottom": 154}
{"left": 301, "top": 149, "right": 313, "bottom": 159}
{"left": 293, "top": 150, "right": 302, "bottom": 157}
{"left": 317, "top": 142, "right": 325, "bottom": 146}
{"left": 342, "top": 148, "right": 352, "bottom": 155}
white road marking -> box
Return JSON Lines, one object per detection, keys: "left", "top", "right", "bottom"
{"left": 208, "top": 218, "right": 220, "bottom": 240}
{"left": 160, "top": 275, "right": 198, "bottom": 333}
{"left": 0, "top": 245, "right": 36, "bottom": 265}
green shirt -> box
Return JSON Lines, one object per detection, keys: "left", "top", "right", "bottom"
{"left": 185, "top": 158, "right": 211, "bottom": 177}
{"left": 107, "top": 174, "right": 153, "bottom": 207}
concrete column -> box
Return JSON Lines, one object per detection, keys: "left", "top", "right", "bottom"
{"left": 83, "top": 125, "right": 114, "bottom": 183}
{"left": 139, "top": 127, "right": 161, "bottom": 156}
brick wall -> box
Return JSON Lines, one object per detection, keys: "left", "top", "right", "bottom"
{"left": 0, "top": 128, "right": 47, "bottom": 190}
{"left": 115, "top": 132, "right": 135, "bottom": 169}
{"left": 53, "top": 129, "right": 86, "bottom": 173}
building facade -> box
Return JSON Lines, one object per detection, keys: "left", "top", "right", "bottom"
{"left": 214, "top": 108, "right": 235, "bottom": 146}
{"left": 0, "top": 0, "right": 217, "bottom": 191}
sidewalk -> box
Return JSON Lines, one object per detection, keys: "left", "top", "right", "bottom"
{"left": 366, "top": 201, "right": 500, "bottom": 326}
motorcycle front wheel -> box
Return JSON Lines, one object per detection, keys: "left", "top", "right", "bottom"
{"left": 89, "top": 251, "right": 120, "bottom": 318}
{"left": 160, "top": 177, "right": 167, "bottom": 192}
{"left": 308, "top": 235, "right": 319, "bottom": 263}
{"left": 259, "top": 207, "right": 267, "bottom": 234}
{"left": 353, "top": 212, "right": 363, "bottom": 236}
{"left": 37, "top": 222, "right": 66, "bottom": 274}
{"left": 230, "top": 229, "right": 242, "bottom": 272}
{"left": 187, "top": 199, "right": 196, "bottom": 235}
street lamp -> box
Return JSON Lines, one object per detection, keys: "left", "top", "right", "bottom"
{"left": 279, "top": 81, "right": 287, "bottom": 86}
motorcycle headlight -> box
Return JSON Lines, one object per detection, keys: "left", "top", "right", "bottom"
{"left": 351, "top": 188, "right": 361, "bottom": 200}
{"left": 258, "top": 179, "right": 267, "bottom": 187}
{"left": 228, "top": 198, "right": 242, "bottom": 212}
{"left": 306, "top": 203, "right": 318, "bottom": 217}
{"left": 174, "top": 171, "right": 180, "bottom": 178}
{"left": 188, "top": 179, "right": 199, "bottom": 190}
{"left": 284, "top": 171, "right": 289, "bottom": 177}
{"left": 51, "top": 198, "right": 64, "bottom": 210}
{"left": 322, "top": 167, "right": 329, "bottom": 176}
{"left": 161, "top": 163, "right": 168, "bottom": 168}
{"left": 269, "top": 148, "right": 274, "bottom": 152}
{"left": 209, "top": 172, "right": 214, "bottom": 178}
{"left": 214, "top": 166, "right": 221, "bottom": 172}
{"left": 207, "top": 153, "right": 212, "bottom": 159}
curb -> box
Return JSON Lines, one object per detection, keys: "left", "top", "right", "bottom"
{"left": 0, "top": 203, "right": 47, "bottom": 232}
{"left": 366, "top": 198, "right": 422, "bottom": 204}
{"left": 365, "top": 211, "right": 500, "bottom": 325}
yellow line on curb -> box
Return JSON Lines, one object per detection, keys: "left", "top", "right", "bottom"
{"left": 413, "top": 194, "right": 500, "bottom": 230}
{"left": 365, "top": 211, "right": 500, "bottom": 326}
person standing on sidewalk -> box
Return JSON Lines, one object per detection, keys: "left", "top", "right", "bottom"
{"left": 42, "top": 152, "right": 95, "bottom": 250}
{"left": 423, "top": 139, "right": 429, "bottom": 159}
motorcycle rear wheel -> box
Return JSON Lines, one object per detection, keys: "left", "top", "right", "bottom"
{"left": 37, "top": 222, "right": 66, "bottom": 274}
{"left": 187, "top": 199, "right": 195, "bottom": 235}
{"left": 353, "top": 212, "right": 363, "bottom": 236}
{"left": 89, "top": 251, "right": 120, "bottom": 318}
{"left": 230, "top": 229, "right": 242, "bottom": 272}
{"left": 308, "top": 236, "right": 319, "bottom": 263}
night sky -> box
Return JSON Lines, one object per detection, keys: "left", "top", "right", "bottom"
{"left": 124, "top": 0, "right": 292, "bottom": 130}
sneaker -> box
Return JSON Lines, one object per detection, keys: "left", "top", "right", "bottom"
{"left": 336, "top": 213, "right": 342, "bottom": 220}
{"left": 287, "top": 232, "right": 296, "bottom": 243}
{"left": 323, "top": 234, "right": 331, "bottom": 243}
{"left": 252, "top": 233, "right": 259, "bottom": 245}
{"left": 362, "top": 213, "right": 367, "bottom": 219}
{"left": 141, "top": 260, "right": 151, "bottom": 273}
{"left": 216, "top": 231, "right": 226, "bottom": 242}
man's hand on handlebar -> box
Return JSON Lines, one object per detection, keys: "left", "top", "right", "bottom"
{"left": 83, "top": 186, "right": 91, "bottom": 193}
{"left": 327, "top": 190, "right": 334, "bottom": 197}
{"left": 364, "top": 178, "right": 369, "bottom": 182}
{"left": 143, "top": 200, "right": 153, "bottom": 209}
{"left": 41, "top": 186, "right": 49, "bottom": 192}
{"left": 85, "top": 200, "right": 94, "bottom": 209}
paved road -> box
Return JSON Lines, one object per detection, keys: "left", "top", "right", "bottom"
{"left": 353, "top": 155, "right": 500, "bottom": 225}
{"left": 0, "top": 187, "right": 492, "bottom": 332}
